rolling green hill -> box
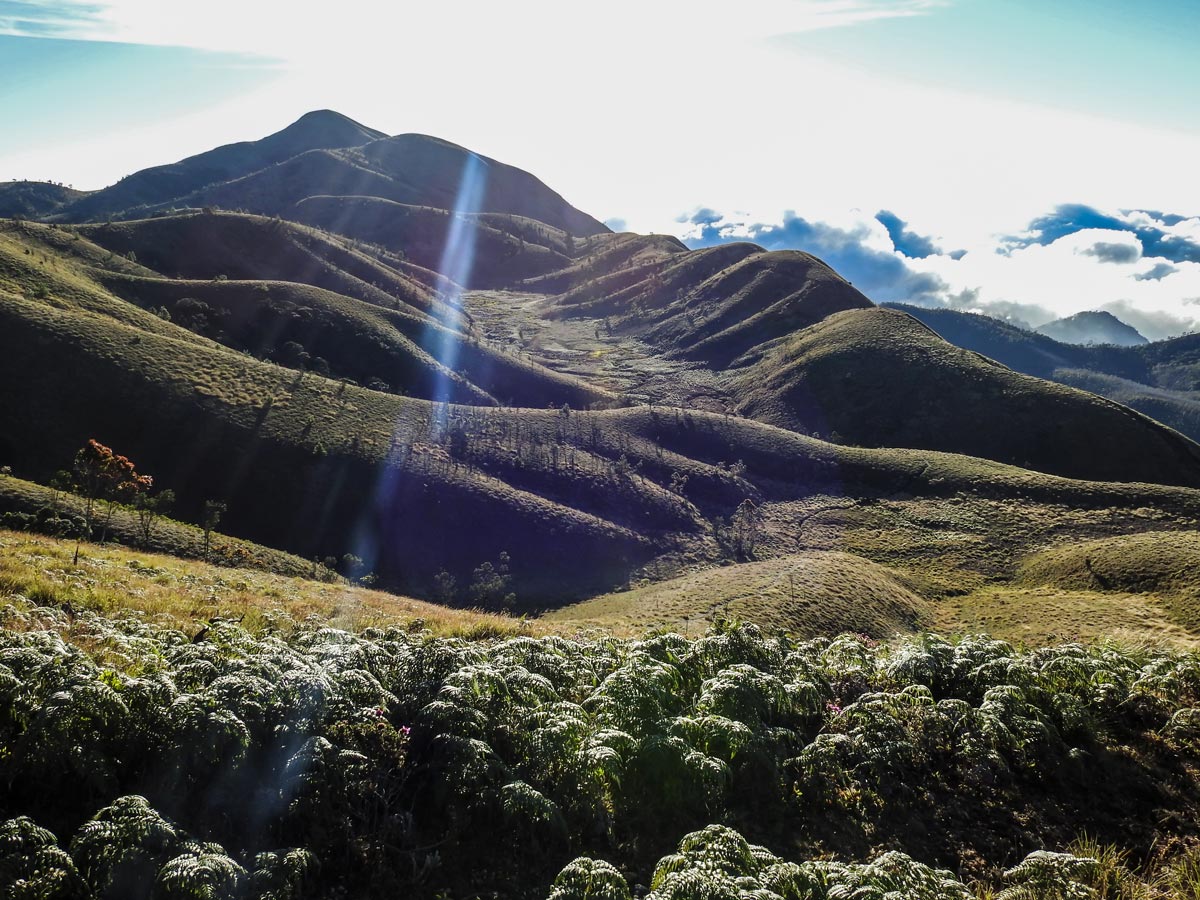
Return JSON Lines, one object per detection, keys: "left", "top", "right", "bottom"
{"left": 288, "top": 195, "right": 575, "bottom": 287}
{"left": 549, "top": 245, "right": 875, "bottom": 365}
{"left": 546, "top": 551, "right": 932, "bottom": 637}
{"left": 2, "top": 218, "right": 611, "bottom": 410}
{"left": 888, "top": 302, "right": 1200, "bottom": 441}
{"left": 732, "top": 306, "right": 1200, "bottom": 486}
{"left": 0, "top": 181, "right": 88, "bottom": 218}
{"left": 79, "top": 211, "right": 444, "bottom": 315}
{"left": 1019, "top": 529, "right": 1200, "bottom": 631}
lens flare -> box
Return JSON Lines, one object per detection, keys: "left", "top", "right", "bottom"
{"left": 350, "top": 152, "right": 489, "bottom": 584}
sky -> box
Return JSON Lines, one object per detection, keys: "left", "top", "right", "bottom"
{"left": 2, "top": 0, "right": 1199, "bottom": 336}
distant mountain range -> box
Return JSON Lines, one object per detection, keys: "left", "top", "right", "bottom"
{"left": 4, "top": 110, "right": 1200, "bottom": 604}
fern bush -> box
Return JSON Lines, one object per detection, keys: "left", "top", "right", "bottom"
{"left": 1, "top": 604, "right": 1199, "bottom": 898}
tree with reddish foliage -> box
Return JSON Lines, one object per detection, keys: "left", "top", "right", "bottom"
{"left": 71, "top": 439, "right": 153, "bottom": 564}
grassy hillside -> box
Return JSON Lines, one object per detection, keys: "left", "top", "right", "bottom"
{"left": 734, "top": 306, "right": 1200, "bottom": 486}
{"left": 9, "top": 260, "right": 1200, "bottom": 607}
{"left": 89, "top": 127, "right": 609, "bottom": 241}
{"left": 289, "top": 195, "right": 574, "bottom": 287}
{"left": 38, "top": 117, "right": 1200, "bottom": 496}
{"left": 0, "top": 474, "right": 316, "bottom": 577}
{"left": 0, "top": 181, "right": 88, "bottom": 218}
{"left": 10, "top": 212, "right": 1200, "bottom": 614}
{"left": 0, "top": 528, "right": 520, "bottom": 637}
{"left": 5, "top": 216, "right": 611, "bottom": 409}
{"left": 79, "top": 211, "right": 444, "bottom": 316}
{"left": 1019, "top": 530, "right": 1200, "bottom": 632}
{"left": 518, "top": 231, "right": 689, "bottom": 294}
{"left": 546, "top": 551, "right": 931, "bottom": 637}
{"left": 354, "top": 132, "right": 609, "bottom": 236}
{"left": 547, "top": 243, "right": 878, "bottom": 367}
{"left": 888, "top": 302, "right": 1200, "bottom": 441}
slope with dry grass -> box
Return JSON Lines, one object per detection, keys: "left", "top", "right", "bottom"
{"left": 0, "top": 529, "right": 524, "bottom": 639}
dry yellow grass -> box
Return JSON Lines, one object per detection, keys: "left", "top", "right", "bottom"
{"left": 933, "top": 585, "right": 1200, "bottom": 649}
{"left": 1018, "top": 530, "right": 1200, "bottom": 634}
{"left": 0, "top": 529, "right": 529, "bottom": 638}
{"left": 544, "top": 551, "right": 931, "bottom": 638}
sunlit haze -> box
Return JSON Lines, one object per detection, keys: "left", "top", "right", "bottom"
{"left": 3, "top": 0, "right": 1199, "bottom": 333}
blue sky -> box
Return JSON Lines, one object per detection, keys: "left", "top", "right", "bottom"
{"left": 781, "top": 0, "right": 1200, "bottom": 132}
{"left": 1, "top": 0, "right": 1199, "bottom": 334}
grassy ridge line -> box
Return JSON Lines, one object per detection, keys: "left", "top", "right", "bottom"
{"left": 289, "top": 194, "right": 572, "bottom": 287}
{"left": 5, "top": 215, "right": 614, "bottom": 409}
{"left": 0, "top": 180, "right": 88, "bottom": 218}
{"left": 889, "top": 301, "right": 1200, "bottom": 389}
{"left": 0, "top": 224, "right": 220, "bottom": 349}
{"left": 888, "top": 302, "right": 1200, "bottom": 443}
{"left": 78, "top": 212, "right": 446, "bottom": 319}
{"left": 96, "top": 273, "right": 616, "bottom": 410}
{"left": 54, "top": 109, "right": 386, "bottom": 221}
{"left": 0, "top": 528, "right": 523, "bottom": 638}
{"left": 0, "top": 475, "right": 313, "bottom": 577}
{"left": 134, "top": 132, "right": 608, "bottom": 243}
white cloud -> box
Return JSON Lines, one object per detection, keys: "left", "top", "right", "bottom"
{"left": 682, "top": 204, "right": 1200, "bottom": 338}
{"left": 4, "top": 1, "right": 1200, "bottom": 338}
{"left": 0, "top": 1, "right": 946, "bottom": 53}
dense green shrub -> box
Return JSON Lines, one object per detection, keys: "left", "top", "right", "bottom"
{"left": 0, "top": 608, "right": 1198, "bottom": 898}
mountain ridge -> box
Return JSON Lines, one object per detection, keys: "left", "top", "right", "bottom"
{"left": 1036, "top": 309, "right": 1148, "bottom": 346}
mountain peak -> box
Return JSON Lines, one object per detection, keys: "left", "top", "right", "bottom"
{"left": 269, "top": 109, "right": 386, "bottom": 150}
{"left": 1035, "top": 310, "right": 1148, "bottom": 346}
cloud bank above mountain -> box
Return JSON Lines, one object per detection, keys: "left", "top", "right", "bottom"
{"left": 680, "top": 204, "right": 1200, "bottom": 339}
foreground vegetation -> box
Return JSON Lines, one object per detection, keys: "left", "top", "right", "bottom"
{"left": 3, "top": 576, "right": 1200, "bottom": 898}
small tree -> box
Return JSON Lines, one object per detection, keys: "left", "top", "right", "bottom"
{"left": 71, "top": 439, "right": 151, "bottom": 564}
{"left": 135, "top": 488, "right": 175, "bottom": 548}
{"left": 468, "top": 552, "right": 516, "bottom": 610}
{"left": 48, "top": 470, "right": 71, "bottom": 513}
{"left": 202, "top": 500, "right": 226, "bottom": 561}
{"left": 730, "top": 499, "right": 762, "bottom": 558}
{"left": 433, "top": 570, "right": 458, "bottom": 604}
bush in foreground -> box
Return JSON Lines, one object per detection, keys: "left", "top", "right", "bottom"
{"left": 1, "top": 602, "right": 1199, "bottom": 898}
